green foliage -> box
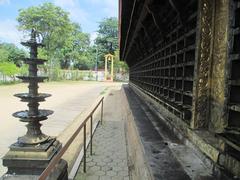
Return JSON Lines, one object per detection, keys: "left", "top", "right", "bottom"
{"left": 0, "top": 42, "right": 27, "bottom": 84}
{"left": 17, "top": 2, "right": 72, "bottom": 68}
{"left": 11, "top": 2, "right": 128, "bottom": 83}
{"left": 38, "top": 48, "right": 48, "bottom": 60}
{"left": 95, "top": 17, "right": 119, "bottom": 68}
{"left": 96, "top": 17, "right": 118, "bottom": 52}
{"left": 17, "top": 2, "right": 72, "bottom": 56}
{"left": 113, "top": 49, "right": 128, "bottom": 73}
{"left": 0, "top": 48, "right": 9, "bottom": 62}
{"left": 17, "top": 3, "right": 93, "bottom": 71}
{"left": 60, "top": 23, "right": 92, "bottom": 69}
{"left": 0, "top": 43, "right": 27, "bottom": 66}
{"left": 19, "top": 64, "right": 28, "bottom": 76}
{"left": 0, "top": 62, "right": 20, "bottom": 76}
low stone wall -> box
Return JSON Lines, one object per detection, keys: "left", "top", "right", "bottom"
{"left": 121, "top": 86, "right": 153, "bottom": 180}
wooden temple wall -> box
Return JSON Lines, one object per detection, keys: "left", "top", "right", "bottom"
{"left": 120, "top": 0, "right": 240, "bottom": 177}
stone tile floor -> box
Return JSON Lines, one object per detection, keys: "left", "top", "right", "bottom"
{"left": 75, "top": 90, "right": 129, "bottom": 180}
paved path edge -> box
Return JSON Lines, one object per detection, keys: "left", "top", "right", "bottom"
{"left": 56, "top": 87, "right": 111, "bottom": 174}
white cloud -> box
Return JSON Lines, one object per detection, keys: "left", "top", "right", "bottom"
{"left": 0, "top": 19, "right": 23, "bottom": 47}
{"left": 87, "top": 0, "right": 118, "bottom": 17}
{"left": 0, "top": 0, "right": 10, "bottom": 5}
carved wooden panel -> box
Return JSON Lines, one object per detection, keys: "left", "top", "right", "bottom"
{"left": 191, "top": 0, "right": 214, "bottom": 129}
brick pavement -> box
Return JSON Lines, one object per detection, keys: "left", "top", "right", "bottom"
{"left": 75, "top": 90, "right": 129, "bottom": 180}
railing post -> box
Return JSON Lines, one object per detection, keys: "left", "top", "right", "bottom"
{"left": 90, "top": 115, "right": 93, "bottom": 155}
{"left": 37, "top": 98, "right": 104, "bottom": 179}
{"left": 101, "top": 99, "right": 103, "bottom": 124}
{"left": 83, "top": 123, "right": 86, "bottom": 173}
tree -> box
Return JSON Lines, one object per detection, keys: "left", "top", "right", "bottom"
{"left": 0, "top": 47, "right": 9, "bottom": 62}
{"left": 17, "top": 2, "right": 73, "bottom": 65}
{"left": 0, "top": 43, "right": 27, "bottom": 82}
{"left": 17, "top": 3, "right": 94, "bottom": 71}
{"left": 95, "top": 17, "right": 119, "bottom": 68}
{"left": 0, "top": 43, "right": 27, "bottom": 66}
{"left": 60, "top": 23, "right": 92, "bottom": 69}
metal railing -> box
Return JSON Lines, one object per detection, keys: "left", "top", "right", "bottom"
{"left": 39, "top": 97, "right": 104, "bottom": 180}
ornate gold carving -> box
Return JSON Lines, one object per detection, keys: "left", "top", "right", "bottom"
{"left": 192, "top": 0, "right": 214, "bottom": 129}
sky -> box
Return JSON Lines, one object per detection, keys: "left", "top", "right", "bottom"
{"left": 0, "top": 0, "right": 118, "bottom": 47}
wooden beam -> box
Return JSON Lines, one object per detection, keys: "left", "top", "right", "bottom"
{"left": 146, "top": 3, "right": 164, "bottom": 35}
{"left": 124, "top": 0, "right": 152, "bottom": 61}
{"left": 122, "top": 0, "right": 137, "bottom": 61}
{"left": 141, "top": 25, "right": 154, "bottom": 50}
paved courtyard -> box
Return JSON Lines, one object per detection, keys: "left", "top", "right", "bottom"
{"left": 75, "top": 90, "right": 129, "bottom": 180}
{"left": 0, "top": 81, "right": 121, "bottom": 176}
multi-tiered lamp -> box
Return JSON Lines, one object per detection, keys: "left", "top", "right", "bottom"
{"left": 2, "top": 29, "right": 67, "bottom": 179}
{"left": 13, "top": 29, "right": 53, "bottom": 145}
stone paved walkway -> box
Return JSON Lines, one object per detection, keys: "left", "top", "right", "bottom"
{"left": 75, "top": 90, "right": 129, "bottom": 180}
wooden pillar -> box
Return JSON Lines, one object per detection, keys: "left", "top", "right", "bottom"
{"left": 209, "top": 0, "right": 230, "bottom": 133}
{"left": 191, "top": 0, "right": 215, "bottom": 129}
{"left": 191, "top": 0, "right": 230, "bottom": 133}
{"left": 104, "top": 57, "right": 108, "bottom": 81}
{"left": 111, "top": 58, "right": 114, "bottom": 81}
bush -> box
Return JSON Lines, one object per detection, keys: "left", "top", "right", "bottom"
{"left": 0, "top": 62, "right": 20, "bottom": 83}
{"left": 0, "top": 62, "right": 20, "bottom": 76}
